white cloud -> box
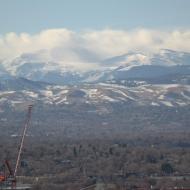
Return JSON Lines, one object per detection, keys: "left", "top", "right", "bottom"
{"left": 0, "top": 28, "right": 190, "bottom": 64}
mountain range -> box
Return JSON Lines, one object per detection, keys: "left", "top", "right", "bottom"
{"left": 0, "top": 49, "right": 190, "bottom": 137}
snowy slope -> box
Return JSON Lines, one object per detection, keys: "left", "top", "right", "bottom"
{"left": 1, "top": 80, "right": 190, "bottom": 110}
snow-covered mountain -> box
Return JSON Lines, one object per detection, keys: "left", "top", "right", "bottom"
{"left": 0, "top": 49, "right": 190, "bottom": 110}
{"left": 102, "top": 49, "right": 190, "bottom": 67}
{"left": 1, "top": 49, "right": 190, "bottom": 85}
{"left": 1, "top": 53, "right": 84, "bottom": 85}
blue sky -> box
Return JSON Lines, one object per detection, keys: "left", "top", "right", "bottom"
{"left": 0, "top": 0, "right": 190, "bottom": 34}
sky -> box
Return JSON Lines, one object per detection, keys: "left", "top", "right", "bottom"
{"left": 0, "top": 0, "right": 190, "bottom": 63}
{"left": 0, "top": 0, "right": 190, "bottom": 34}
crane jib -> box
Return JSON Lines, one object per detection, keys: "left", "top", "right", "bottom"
{"left": 14, "top": 105, "right": 33, "bottom": 178}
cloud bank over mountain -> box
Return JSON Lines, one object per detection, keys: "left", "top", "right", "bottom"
{"left": 0, "top": 28, "right": 190, "bottom": 64}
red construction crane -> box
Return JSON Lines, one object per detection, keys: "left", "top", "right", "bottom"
{"left": 0, "top": 105, "right": 33, "bottom": 189}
